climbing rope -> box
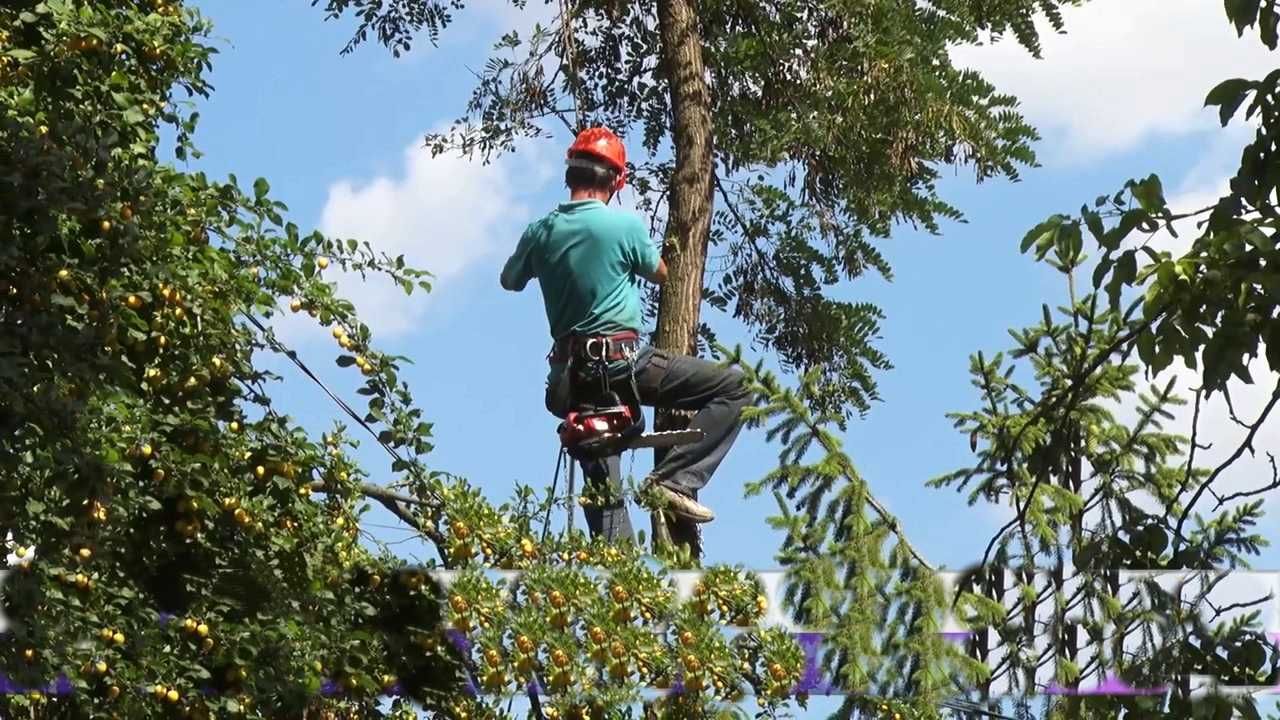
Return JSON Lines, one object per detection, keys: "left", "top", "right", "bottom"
{"left": 541, "top": 447, "right": 566, "bottom": 544}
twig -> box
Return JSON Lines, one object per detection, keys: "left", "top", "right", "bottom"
{"left": 1206, "top": 593, "right": 1271, "bottom": 621}
{"left": 1213, "top": 452, "right": 1280, "bottom": 511}
{"left": 1172, "top": 379, "right": 1280, "bottom": 552}
{"left": 311, "top": 479, "right": 445, "bottom": 545}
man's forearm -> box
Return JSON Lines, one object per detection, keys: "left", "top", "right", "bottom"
{"left": 643, "top": 258, "right": 668, "bottom": 285}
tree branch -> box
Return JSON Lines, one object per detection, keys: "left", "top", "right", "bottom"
{"left": 1172, "top": 379, "right": 1280, "bottom": 552}
{"left": 1213, "top": 452, "right": 1280, "bottom": 511}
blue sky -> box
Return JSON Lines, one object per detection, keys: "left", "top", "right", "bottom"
{"left": 169, "top": 0, "right": 1280, "bottom": 710}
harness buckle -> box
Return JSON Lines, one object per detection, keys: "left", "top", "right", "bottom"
{"left": 584, "top": 337, "right": 608, "bottom": 362}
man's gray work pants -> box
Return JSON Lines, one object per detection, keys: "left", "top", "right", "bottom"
{"left": 545, "top": 345, "right": 751, "bottom": 546}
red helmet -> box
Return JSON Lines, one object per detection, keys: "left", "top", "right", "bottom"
{"left": 567, "top": 127, "right": 627, "bottom": 192}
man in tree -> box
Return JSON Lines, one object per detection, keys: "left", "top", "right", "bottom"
{"left": 500, "top": 127, "right": 750, "bottom": 544}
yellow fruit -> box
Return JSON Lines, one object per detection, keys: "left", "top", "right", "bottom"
{"left": 139, "top": 443, "right": 153, "bottom": 459}
{"left": 289, "top": 298, "right": 302, "bottom": 312}
{"left": 254, "top": 465, "right": 265, "bottom": 479}
{"left": 78, "top": 547, "right": 92, "bottom": 560}
{"left": 549, "top": 590, "right": 566, "bottom": 608}
{"left": 202, "top": 637, "right": 214, "bottom": 651}
{"left": 14, "top": 546, "right": 27, "bottom": 559}
{"left": 228, "top": 421, "right": 240, "bottom": 433}
{"left": 551, "top": 649, "right": 568, "bottom": 668}
{"left": 23, "top": 648, "right": 34, "bottom": 661}
{"left": 125, "top": 294, "right": 143, "bottom": 310}
{"left": 153, "top": 684, "right": 166, "bottom": 698}
{"left": 113, "top": 632, "right": 124, "bottom": 645}
{"left": 57, "top": 269, "right": 70, "bottom": 281}
{"left": 107, "top": 685, "right": 120, "bottom": 700}
{"left": 166, "top": 689, "right": 179, "bottom": 703}
{"left": 316, "top": 257, "right": 330, "bottom": 270}
{"left": 768, "top": 663, "right": 786, "bottom": 681}
{"left": 331, "top": 325, "right": 345, "bottom": 339}
{"left": 680, "top": 630, "right": 695, "bottom": 647}
{"left": 151, "top": 468, "right": 165, "bottom": 482}
{"left": 196, "top": 623, "right": 208, "bottom": 637}
{"left": 100, "top": 220, "right": 112, "bottom": 233}
{"left": 95, "top": 660, "right": 108, "bottom": 674}
{"left": 37, "top": 125, "right": 49, "bottom": 136}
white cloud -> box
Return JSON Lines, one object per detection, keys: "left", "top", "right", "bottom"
{"left": 302, "top": 130, "right": 552, "bottom": 340}
{"left": 950, "top": 0, "right": 1277, "bottom": 161}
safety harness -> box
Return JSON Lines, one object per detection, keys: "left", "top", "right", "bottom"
{"left": 551, "top": 330, "right": 646, "bottom": 462}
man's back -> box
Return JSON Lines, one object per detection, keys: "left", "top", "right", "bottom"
{"left": 501, "top": 199, "right": 659, "bottom": 340}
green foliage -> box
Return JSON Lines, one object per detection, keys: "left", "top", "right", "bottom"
{"left": 0, "top": 1, "right": 831, "bottom": 718}
{"left": 0, "top": 1, "right": 477, "bottom": 716}
{"left": 726, "top": 347, "right": 973, "bottom": 717}
{"left": 924, "top": 2, "right": 1280, "bottom": 715}
{"left": 313, "top": 0, "right": 1086, "bottom": 422}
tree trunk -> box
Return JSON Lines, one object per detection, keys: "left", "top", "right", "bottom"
{"left": 650, "top": 0, "right": 714, "bottom": 561}
{"left": 653, "top": 0, "right": 713, "bottom": 358}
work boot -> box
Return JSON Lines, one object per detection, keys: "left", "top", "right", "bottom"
{"left": 641, "top": 476, "right": 714, "bottom": 523}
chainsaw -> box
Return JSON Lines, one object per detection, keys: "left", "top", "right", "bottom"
{"left": 557, "top": 398, "right": 703, "bottom": 461}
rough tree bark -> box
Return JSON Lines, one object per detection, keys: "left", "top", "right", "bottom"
{"left": 650, "top": 0, "right": 715, "bottom": 561}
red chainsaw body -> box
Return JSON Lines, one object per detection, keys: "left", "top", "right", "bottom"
{"left": 557, "top": 404, "right": 642, "bottom": 459}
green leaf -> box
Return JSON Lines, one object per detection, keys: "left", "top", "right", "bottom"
{"left": 1083, "top": 209, "right": 1105, "bottom": 242}
{"left": 1131, "top": 175, "right": 1166, "bottom": 213}
{"left": 1204, "top": 78, "right": 1256, "bottom": 125}
{"left": 1116, "top": 250, "right": 1137, "bottom": 286}
{"left": 1103, "top": 209, "right": 1147, "bottom": 250}
{"left": 1020, "top": 215, "right": 1065, "bottom": 255}
{"left": 1092, "top": 255, "right": 1114, "bottom": 289}
{"left": 1225, "top": 0, "right": 1262, "bottom": 36}
{"left": 253, "top": 177, "right": 270, "bottom": 201}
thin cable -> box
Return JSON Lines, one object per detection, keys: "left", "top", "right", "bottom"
{"left": 541, "top": 448, "right": 565, "bottom": 544}
{"left": 241, "top": 313, "right": 416, "bottom": 475}
{"left": 566, "top": 457, "right": 576, "bottom": 535}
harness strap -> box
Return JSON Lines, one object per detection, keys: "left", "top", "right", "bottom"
{"left": 549, "top": 330, "right": 640, "bottom": 364}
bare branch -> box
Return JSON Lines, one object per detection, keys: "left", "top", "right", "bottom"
{"left": 1173, "top": 379, "right": 1280, "bottom": 551}
{"left": 1213, "top": 452, "right": 1280, "bottom": 511}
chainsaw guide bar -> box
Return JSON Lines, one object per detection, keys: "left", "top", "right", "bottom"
{"left": 624, "top": 429, "right": 704, "bottom": 449}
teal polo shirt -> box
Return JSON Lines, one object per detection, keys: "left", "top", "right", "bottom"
{"left": 501, "top": 200, "right": 660, "bottom": 344}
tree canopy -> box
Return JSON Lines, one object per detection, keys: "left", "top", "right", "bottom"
{"left": 6, "top": 0, "right": 1280, "bottom": 718}
{"left": 315, "top": 0, "right": 1086, "bottom": 420}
